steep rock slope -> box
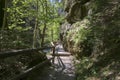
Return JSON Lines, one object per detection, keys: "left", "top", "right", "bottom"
{"left": 61, "top": 0, "right": 120, "bottom": 79}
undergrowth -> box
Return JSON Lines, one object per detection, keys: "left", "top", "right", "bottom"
{"left": 64, "top": 0, "right": 120, "bottom": 80}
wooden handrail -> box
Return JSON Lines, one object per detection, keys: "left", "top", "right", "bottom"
{"left": 10, "top": 58, "right": 53, "bottom": 80}
{"left": 0, "top": 47, "right": 53, "bottom": 59}
{"left": 52, "top": 46, "right": 55, "bottom": 64}
{"left": 52, "top": 53, "right": 71, "bottom": 56}
{"left": 0, "top": 46, "right": 56, "bottom": 80}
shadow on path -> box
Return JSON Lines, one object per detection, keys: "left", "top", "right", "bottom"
{"left": 52, "top": 55, "right": 75, "bottom": 80}
{"left": 29, "top": 44, "right": 75, "bottom": 80}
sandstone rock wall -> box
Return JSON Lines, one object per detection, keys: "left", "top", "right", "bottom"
{"left": 61, "top": 0, "right": 120, "bottom": 57}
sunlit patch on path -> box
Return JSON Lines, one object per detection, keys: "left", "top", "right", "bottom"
{"left": 37, "top": 44, "right": 75, "bottom": 80}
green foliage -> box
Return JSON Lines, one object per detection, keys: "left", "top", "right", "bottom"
{"left": 65, "top": 0, "right": 120, "bottom": 58}
{"left": 7, "top": 0, "right": 36, "bottom": 30}
{"left": 1, "top": 0, "right": 64, "bottom": 49}
{"left": 71, "top": 0, "right": 120, "bottom": 79}
{"left": 0, "top": 30, "right": 33, "bottom": 51}
{"left": 73, "top": 25, "right": 90, "bottom": 45}
{"left": 75, "top": 57, "right": 94, "bottom": 80}
{"left": 63, "top": 0, "right": 120, "bottom": 79}
{"left": 66, "top": 19, "right": 94, "bottom": 57}
{"left": 92, "top": 0, "right": 108, "bottom": 13}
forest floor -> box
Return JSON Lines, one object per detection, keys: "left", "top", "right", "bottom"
{"left": 28, "top": 44, "right": 75, "bottom": 80}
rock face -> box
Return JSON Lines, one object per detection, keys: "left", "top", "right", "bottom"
{"left": 65, "top": 0, "right": 90, "bottom": 24}
{"left": 61, "top": 1, "right": 120, "bottom": 79}
{"left": 61, "top": 0, "right": 91, "bottom": 53}
{"left": 61, "top": 0, "right": 120, "bottom": 57}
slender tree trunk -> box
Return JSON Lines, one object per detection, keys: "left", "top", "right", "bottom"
{"left": 2, "top": 0, "right": 7, "bottom": 30}
{"left": 33, "top": 0, "right": 39, "bottom": 48}
{"left": 0, "top": 0, "right": 7, "bottom": 51}
{"left": 0, "top": 0, "right": 5, "bottom": 29}
{"left": 51, "top": 29, "right": 53, "bottom": 41}
{"left": 33, "top": 20, "right": 37, "bottom": 48}
{"left": 41, "top": 0, "right": 48, "bottom": 47}
{"left": 41, "top": 22, "right": 47, "bottom": 47}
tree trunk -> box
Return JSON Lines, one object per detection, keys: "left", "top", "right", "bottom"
{"left": 33, "top": 0, "right": 39, "bottom": 48}
{"left": 0, "top": 0, "right": 5, "bottom": 29}
{"left": 2, "top": 0, "right": 7, "bottom": 30}
{"left": 41, "top": 0, "right": 48, "bottom": 47}
{"left": 41, "top": 22, "right": 47, "bottom": 47}
{"left": 51, "top": 29, "right": 53, "bottom": 41}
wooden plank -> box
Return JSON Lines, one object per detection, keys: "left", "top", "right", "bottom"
{"left": 51, "top": 53, "right": 71, "bottom": 56}
{"left": 0, "top": 47, "right": 53, "bottom": 59}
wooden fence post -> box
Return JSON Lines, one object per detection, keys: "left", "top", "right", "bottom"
{"left": 52, "top": 46, "right": 55, "bottom": 64}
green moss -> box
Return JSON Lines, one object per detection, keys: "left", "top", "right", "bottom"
{"left": 64, "top": 0, "right": 120, "bottom": 79}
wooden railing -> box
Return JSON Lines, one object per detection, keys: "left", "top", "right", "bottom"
{"left": 0, "top": 47, "right": 53, "bottom": 59}
{"left": 0, "top": 46, "right": 55, "bottom": 80}
{"left": 11, "top": 58, "right": 53, "bottom": 80}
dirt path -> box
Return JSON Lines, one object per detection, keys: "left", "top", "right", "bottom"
{"left": 36, "top": 44, "right": 75, "bottom": 80}
{"left": 50, "top": 53, "right": 75, "bottom": 80}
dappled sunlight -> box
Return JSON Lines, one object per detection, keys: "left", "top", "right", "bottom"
{"left": 0, "top": 0, "right": 120, "bottom": 80}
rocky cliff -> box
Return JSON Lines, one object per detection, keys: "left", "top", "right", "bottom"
{"left": 61, "top": 0, "right": 120, "bottom": 79}
{"left": 61, "top": 0, "right": 120, "bottom": 56}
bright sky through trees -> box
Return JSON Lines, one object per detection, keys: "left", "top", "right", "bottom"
{"left": 50, "top": 0, "right": 62, "bottom": 3}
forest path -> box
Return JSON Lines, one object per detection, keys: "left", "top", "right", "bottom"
{"left": 35, "top": 44, "right": 75, "bottom": 80}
